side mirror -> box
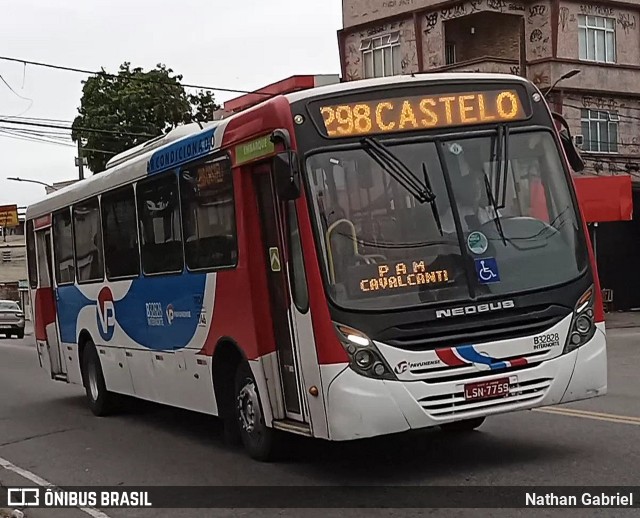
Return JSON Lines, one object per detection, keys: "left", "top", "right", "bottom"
{"left": 551, "top": 111, "right": 585, "bottom": 172}
{"left": 559, "top": 129, "right": 585, "bottom": 172}
{"left": 273, "top": 151, "right": 301, "bottom": 200}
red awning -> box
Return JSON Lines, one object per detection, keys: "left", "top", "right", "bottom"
{"left": 572, "top": 174, "right": 633, "bottom": 223}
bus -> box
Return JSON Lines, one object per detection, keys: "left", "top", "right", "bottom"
{"left": 26, "top": 73, "right": 607, "bottom": 461}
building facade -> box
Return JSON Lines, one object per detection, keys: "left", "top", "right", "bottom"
{"left": 338, "top": 0, "right": 640, "bottom": 309}
{"left": 339, "top": 0, "right": 640, "bottom": 174}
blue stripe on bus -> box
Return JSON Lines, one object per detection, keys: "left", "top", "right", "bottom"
{"left": 56, "top": 273, "right": 208, "bottom": 350}
{"left": 147, "top": 128, "right": 217, "bottom": 175}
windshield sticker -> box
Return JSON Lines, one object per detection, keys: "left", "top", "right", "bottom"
{"left": 475, "top": 257, "right": 500, "bottom": 284}
{"left": 467, "top": 231, "right": 489, "bottom": 255}
{"left": 449, "top": 143, "right": 463, "bottom": 155}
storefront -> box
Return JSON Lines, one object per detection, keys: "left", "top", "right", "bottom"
{"left": 573, "top": 174, "right": 635, "bottom": 311}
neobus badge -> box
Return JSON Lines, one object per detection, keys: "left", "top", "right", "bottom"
{"left": 319, "top": 89, "right": 527, "bottom": 137}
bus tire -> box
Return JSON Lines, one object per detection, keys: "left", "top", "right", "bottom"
{"left": 16, "top": 330, "right": 24, "bottom": 339}
{"left": 82, "top": 341, "right": 117, "bottom": 417}
{"left": 440, "top": 417, "right": 486, "bottom": 433}
{"left": 234, "top": 362, "right": 280, "bottom": 461}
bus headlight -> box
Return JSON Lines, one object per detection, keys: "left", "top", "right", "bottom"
{"left": 333, "top": 323, "right": 396, "bottom": 380}
{"left": 564, "top": 286, "right": 596, "bottom": 354}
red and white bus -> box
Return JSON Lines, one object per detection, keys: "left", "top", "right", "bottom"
{"left": 26, "top": 73, "right": 606, "bottom": 460}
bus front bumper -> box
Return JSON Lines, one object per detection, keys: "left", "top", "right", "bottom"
{"left": 323, "top": 324, "right": 607, "bottom": 441}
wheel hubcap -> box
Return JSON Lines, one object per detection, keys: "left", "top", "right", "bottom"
{"left": 88, "top": 363, "right": 99, "bottom": 401}
{"left": 237, "top": 379, "right": 262, "bottom": 434}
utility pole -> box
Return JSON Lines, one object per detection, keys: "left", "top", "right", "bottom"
{"left": 76, "top": 140, "right": 85, "bottom": 180}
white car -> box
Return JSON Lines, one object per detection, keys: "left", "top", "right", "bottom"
{"left": 0, "top": 300, "right": 25, "bottom": 339}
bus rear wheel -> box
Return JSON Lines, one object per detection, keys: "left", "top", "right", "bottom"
{"left": 82, "top": 341, "right": 118, "bottom": 417}
{"left": 440, "top": 417, "right": 486, "bottom": 433}
{"left": 234, "top": 362, "right": 280, "bottom": 461}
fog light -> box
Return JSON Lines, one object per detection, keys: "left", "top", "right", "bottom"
{"left": 570, "top": 333, "right": 582, "bottom": 345}
{"left": 373, "top": 363, "right": 385, "bottom": 376}
{"left": 355, "top": 350, "right": 373, "bottom": 368}
{"left": 576, "top": 315, "right": 592, "bottom": 334}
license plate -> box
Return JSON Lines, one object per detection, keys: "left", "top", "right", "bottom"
{"left": 464, "top": 377, "right": 510, "bottom": 401}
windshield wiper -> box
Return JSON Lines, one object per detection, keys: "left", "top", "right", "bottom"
{"left": 361, "top": 137, "right": 435, "bottom": 203}
{"left": 492, "top": 124, "right": 510, "bottom": 209}
{"left": 422, "top": 162, "right": 443, "bottom": 236}
{"left": 483, "top": 173, "right": 507, "bottom": 246}
{"left": 361, "top": 137, "right": 443, "bottom": 236}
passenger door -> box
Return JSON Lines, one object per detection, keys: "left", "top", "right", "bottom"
{"left": 34, "top": 228, "right": 65, "bottom": 378}
{"left": 252, "top": 165, "right": 308, "bottom": 424}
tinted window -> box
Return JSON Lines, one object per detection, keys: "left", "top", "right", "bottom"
{"left": 73, "top": 197, "right": 104, "bottom": 283}
{"left": 180, "top": 157, "right": 237, "bottom": 270}
{"left": 26, "top": 220, "right": 37, "bottom": 289}
{"left": 52, "top": 209, "right": 75, "bottom": 284}
{"left": 102, "top": 186, "right": 140, "bottom": 279}
{"left": 137, "top": 173, "right": 183, "bottom": 274}
{"left": 287, "top": 200, "right": 308, "bottom": 312}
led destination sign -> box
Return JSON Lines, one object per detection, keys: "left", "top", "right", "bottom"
{"left": 319, "top": 89, "right": 527, "bottom": 138}
{"left": 356, "top": 261, "right": 451, "bottom": 295}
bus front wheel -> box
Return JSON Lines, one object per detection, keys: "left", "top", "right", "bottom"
{"left": 440, "top": 417, "right": 486, "bottom": 433}
{"left": 234, "top": 362, "right": 280, "bottom": 461}
{"left": 82, "top": 341, "right": 118, "bottom": 417}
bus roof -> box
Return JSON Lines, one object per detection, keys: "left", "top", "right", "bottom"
{"left": 284, "top": 72, "right": 531, "bottom": 104}
{"left": 26, "top": 72, "right": 531, "bottom": 220}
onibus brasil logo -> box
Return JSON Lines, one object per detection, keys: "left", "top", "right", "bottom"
{"left": 97, "top": 286, "right": 116, "bottom": 341}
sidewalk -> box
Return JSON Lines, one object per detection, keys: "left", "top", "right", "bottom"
{"left": 605, "top": 311, "right": 640, "bottom": 329}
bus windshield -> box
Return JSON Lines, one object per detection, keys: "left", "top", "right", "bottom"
{"left": 305, "top": 130, "right": 589, "bottom": 311}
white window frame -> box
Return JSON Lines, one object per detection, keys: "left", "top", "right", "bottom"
{"left": 580, "top": 109, "right": 619, "bottom": 153}
{"left": 578, "top": 15, "right": 616, "bottom": 63}
{"left": 360, "top": 32, "right": 401, "bottom": 79}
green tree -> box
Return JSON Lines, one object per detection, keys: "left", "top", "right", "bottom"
{"left": 72, "top": 62, "right": 220, "bottom": 173}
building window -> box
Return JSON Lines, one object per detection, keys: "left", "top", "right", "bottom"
{"left": 52, "top": 208, "right": 75, "bottom": 285}
{"left": 137, "top": 172, "right": 184, "bottom": 275}
{"left": 578, "top": 15, "right": 615, "bottom": 63}
{"left": 179, "top": 156, "right": 238, "bottom": 271}
{"left": 102, "top": 185, "right": 140, "bottom": 279}
{"left": 361, "top": 32, "right": 401, "bottom": 78}
{"left": 581, "top": 109, "right": 619, "bottom": 153}
{"left": 445, "top": 42, "right": 456, "bottom": 65}
{"left": 73, "top": 197, "right": 104, "bottom": 283}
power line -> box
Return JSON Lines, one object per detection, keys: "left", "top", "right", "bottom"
{"left": 0, "top": 55, "right": 272, "bottom": 97}
{"left": 0, "top": 117, "right": 156, "bottom": 138}
{"left": 1, "top": 114, "right": 72, "bottom": 124}
{"left": 563, "top": 103, "right": 640, "bottom": 122}
{"left": 0, "top": 73, "right": 33, "bottom": 103}
{"left": 0, "top": 130, "right": 116, "bottom": 155}
{"left": 565, "top": 96, "right": 640, "bottom": 114}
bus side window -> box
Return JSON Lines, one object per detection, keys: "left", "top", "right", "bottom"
{"left": 179, "top": 157, "right": 237, "bottom": 271}
{"left": 101, "top": 185, "right": 140, "bottom": 279}
{"left": 73, "top": 196, "right": 104, "bottom": 283}
{"left": 26, "top": 220, "right": 38, "bottom": 289}
{"left": 52, "top": 208, "right": 75, "bottom": 285}
{"left": 136, "top": 172, "right": 184, "bottom": 275}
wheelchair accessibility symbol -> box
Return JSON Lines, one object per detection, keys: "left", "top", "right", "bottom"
{"left": 474, "top": 257, "right": 500, "bottom": 284}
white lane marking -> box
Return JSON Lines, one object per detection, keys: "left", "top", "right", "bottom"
{"left": 0, "top": 455, "right": 112, "bottom": 518}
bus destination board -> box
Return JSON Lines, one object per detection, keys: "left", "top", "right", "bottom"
{"left": 319, "top": 89, "right": 527, "bottom": 138}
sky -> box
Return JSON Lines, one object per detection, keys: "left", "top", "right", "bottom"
{"left": 0, "top": 0, "right": 343, "bottom": 208}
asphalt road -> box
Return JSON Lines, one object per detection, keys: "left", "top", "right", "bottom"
{"left": 0, "top": 328, "right": 638, "bottom": 518}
